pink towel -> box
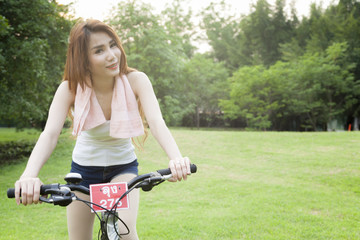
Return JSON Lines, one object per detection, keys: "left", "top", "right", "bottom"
{"left": 72, "top": 75, "right": 144, "bottom": 138}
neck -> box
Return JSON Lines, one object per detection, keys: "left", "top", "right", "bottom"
{"left": 91, "top": 76, "right": 115, "bottom": 93}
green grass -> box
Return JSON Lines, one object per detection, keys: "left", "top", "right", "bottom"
{"left": 0, "top": 128, "right": 41, "bottom": 141}
{"left": 1, "top": 129, "right": 359, "bottom": 239}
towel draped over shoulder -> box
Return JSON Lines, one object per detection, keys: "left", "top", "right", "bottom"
{"left": 72, "top": 74, "right": 144, "bottom": 138}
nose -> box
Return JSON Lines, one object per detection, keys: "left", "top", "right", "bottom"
{"left": 106, "top": 48, "right": 116, "bottom": 61}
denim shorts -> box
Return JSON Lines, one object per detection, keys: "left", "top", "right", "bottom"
{"left": 70, "top": 160, "right": 139, "bottom": 188}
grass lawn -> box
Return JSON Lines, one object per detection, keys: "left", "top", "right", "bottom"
{"left": 0, "top": 129, "right": 359, "bottom": 239}
{"left": 0, "top": 128, "right": 41, "bottom": 142}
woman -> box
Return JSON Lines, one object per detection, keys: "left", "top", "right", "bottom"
{"left": 14, "top": 19, "right": 191, "bottom": 240}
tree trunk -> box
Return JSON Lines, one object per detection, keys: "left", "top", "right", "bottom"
{"left": 195, "top": 106, "right": 200, "bottom": 129}
{"left": 354, "top": 117, "right": 359, "bottom": 131}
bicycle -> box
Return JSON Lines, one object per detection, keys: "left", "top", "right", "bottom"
{"left": 7, "top": 164, "right": 197, "bottom": 240}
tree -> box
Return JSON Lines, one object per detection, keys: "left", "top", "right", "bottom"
{"left": 239, "top": 0, "right": 296, "bottom": 66}
{"left": 161, "top": 0, "right": 196, "bottom": 58}
{"left": 200, "top": 0, "right": 296, "bottom": 70}
{"left": 221, "top": 42, "right": 358, "bottom": 131}
{"left": 181, "top": 54, "right": 229, "bottom": 128}
{"left": 298, "top": 1, "right": 360, "bottom": 127}
{"left": 332, "top": 0, "right": 360, "bottom": 125}
{"left": 108, "top": 0, "right": 194, "bottom": 126}
{"left": 0, "top": 0, "right": 73, "bottom": 128}
{"left": 199, "top": 1, "right": 243, "bottom": 71}
{"left": 220, "top": 65, "right": 288, "bottom": 130}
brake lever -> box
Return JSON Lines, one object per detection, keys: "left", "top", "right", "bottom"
{"left": 139, "top": 174, "right": 173, "bottom": 192}
{"left": 39, "top": 187, "right": 76, "bottom": 206}
{"left": 161, "top": 174, "right": 173, "bottom": 181}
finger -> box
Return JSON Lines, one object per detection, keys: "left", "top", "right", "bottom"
{"left": 168, "top": 177, "right": 177, "bottom": 182}
{"left": 15, "top": 181, "right": 21, "bottom": 205}
{"left": 184, "top": 157, "right": 191, "bottom": 179}
{"left": 26, "top": 182, "right": 34, "bottom": 205}
{"left": 33, "top": 180, "right": 41, "bottom": 204}
{"left": 180, "top": 159, "right": 187, "bottom": 181}
{"left": 185, "top": 157, "right": 191, "bottom": 175}
{"left": 21, "top": 183, "right": 28, "bottom": 206}
{"left": 169, "top": 160, "right": 178, "bottom": 182}
{"left": 175, "top": 159, "right": 182, "bottom": 181}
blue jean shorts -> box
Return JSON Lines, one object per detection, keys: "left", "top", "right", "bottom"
{"left": 70, "top": 160, "right": 139, "bottom": 188}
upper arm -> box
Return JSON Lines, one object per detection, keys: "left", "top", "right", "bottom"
{"left": 128, "top": 72, "right": 163, "bottom": 125}
{"left": 43, "top": 81, "right": 75, "bottom": 137}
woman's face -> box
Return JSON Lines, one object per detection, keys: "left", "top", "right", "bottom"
{"left": 88, "top": 31, "right": 121, "bottom": 80}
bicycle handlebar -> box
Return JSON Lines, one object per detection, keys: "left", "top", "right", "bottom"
{"left": 156, "top": 163, "right": 197, "bottom": 176}
{"left": 6, "top": 163, "right": 197, "bottom": 239}
{"left": 7, "top": 164, "right": 197, "bottom": 199}
{"left": 6, "top": 183, "right": 90, "bottom": 199}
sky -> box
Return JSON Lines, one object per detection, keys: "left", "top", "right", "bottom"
{"left": 56, "top": 0, "right": 337, "bottom": 21}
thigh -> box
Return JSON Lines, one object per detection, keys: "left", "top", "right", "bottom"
{"left": 111, "top": 173, "right": 139, "bottom": 240}
{"left": 67, "top": 191, "right": 95, "bottom": 240}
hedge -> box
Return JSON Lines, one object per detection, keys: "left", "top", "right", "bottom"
{"left": 0, "top": 140, "right": 35, "bottom": 165}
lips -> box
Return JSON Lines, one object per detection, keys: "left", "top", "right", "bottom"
{"left": 106, "top": 62, "right": 118, "bottom": 70}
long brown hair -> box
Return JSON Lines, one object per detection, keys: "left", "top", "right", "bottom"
{"left": 63, "top": 19, "right": 134, "bottom": 93}
{"left": 63, "top": 19, "right": 148, "bottom": 146}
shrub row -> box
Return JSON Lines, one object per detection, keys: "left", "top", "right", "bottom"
{"left": 0, "top": 140, "right": 35, "bottom": 165}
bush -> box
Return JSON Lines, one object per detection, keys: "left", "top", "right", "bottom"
{"left": 0, "top": 140, "right": 35, "bottom": 165}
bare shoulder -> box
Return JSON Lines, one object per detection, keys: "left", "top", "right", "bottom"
{"left": 57, "top": 80, "right": 71, "bottom": 90}
{"left": 127, "top": 71, "right": 151, "bottom": 84}
{"left": 56, "top": 81, "right": 75, "bottom": 104}
{"left": 126, "top": 71, "right": 152, "bottom": 95}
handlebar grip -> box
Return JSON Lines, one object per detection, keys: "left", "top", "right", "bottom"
{"left": 157, "top": 163, "right": 197, "bottom": 176}
{"left": 7, "top": 188, "right": 15, "bottom": 198}
{"left": 7, "top": 184, "right": 59, "bottom": 198}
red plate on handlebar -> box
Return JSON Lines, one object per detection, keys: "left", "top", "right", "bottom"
{"left": 90, "top": 182, "right": 129, "bottom": 212}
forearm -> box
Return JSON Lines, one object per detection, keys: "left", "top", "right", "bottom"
{"left": 129, "top": 71, "right": 190, "bottom": 181}
{"left": 149, "top": 119, "right": 182, "bottom": 160}
{"left": 21, "top": 131, "right": 60, "bottom": 178}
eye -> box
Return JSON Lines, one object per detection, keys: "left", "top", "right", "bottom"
{"left": 110, "top": 42, "right": 118, "bottom": 48}
{"left": 95, "top": 49, "right": 103, "bottom": 54}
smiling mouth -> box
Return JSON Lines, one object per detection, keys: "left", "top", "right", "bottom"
{"left": 107, "top": 62, "right": 118, "bottom": 69}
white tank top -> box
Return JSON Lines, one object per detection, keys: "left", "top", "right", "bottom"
{"left": 72, "top": 121, "right": 137, "bottom": 167}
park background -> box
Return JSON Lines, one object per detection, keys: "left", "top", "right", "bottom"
{"left": 1, "top": 0, "right": 360, "bottom": 131}
{"left": 0, "top": 0, "right": 360, "bottom": 239}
